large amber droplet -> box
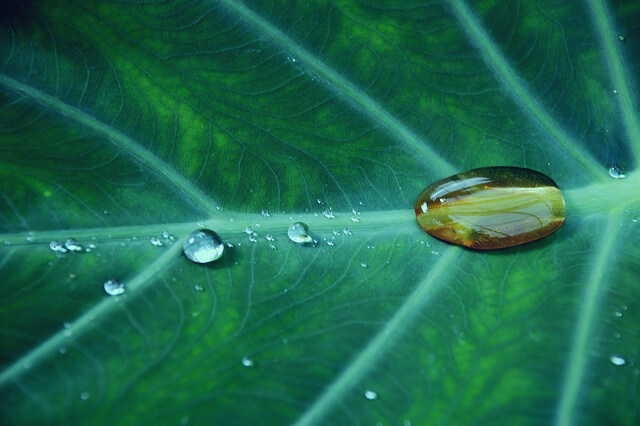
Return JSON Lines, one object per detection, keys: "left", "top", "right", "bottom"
{"left": 414, "top": 167, "right": 566, "bottom": 250}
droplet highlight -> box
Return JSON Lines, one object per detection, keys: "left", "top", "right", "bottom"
{"left": 608, "top": 165, "right": 626, "bottom": 179}
{"left": 183, "top": 229, "right": 224, "bottom": 264}
{"left": 364, "top": 390, "right": 378, "bottom": 400}
{"left": 610, "top": 355, "right": 626, "bottom": 366}
{"left": 414, "top": 167, "right": 566, "bottom": 250}
{"left": 103, "top": 279, "right": 125, "bottom": 296}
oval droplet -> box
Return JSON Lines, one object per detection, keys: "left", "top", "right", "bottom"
{"left": 608, "top": 165, "right": 626, "bottom": 179}
{"left": 288, "top": 222, "right": 313, "bottom": 244}
{"left": 414, "top": 167, "right": 566, "bottom": 249}
{"left": 183, "top": 229, "right": 225, "bottom": 263}
{"left": 103, "top": 279, "right": 125, "bottom": 296}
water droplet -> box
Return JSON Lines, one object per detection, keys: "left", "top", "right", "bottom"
{"left": 415, "top": 167, "right": 566, "bottom": 249}
{"left": 261, "top": 210, "right": 270, "bottom": 218}
{"left": 614, "top": 332, "right": 621, "bottom": 339}
{"left": 364, "top": 390, "right": 377, "bottom": 400}
{"left": 265, "top": 234, "right": 275, "bottom": 242}
{"left": 327, "top": 241, "right": 335, "bottom": 247}
{"left": 359, "top": 201, "right": 364, "bottom": 206}
{"left": 316, "top": 198, "right": 322, "bottom": 204}
{"left": 323, "top": 208, "right": 335, "bottom": 219}
{"left": 351, "top": 216, "right": 361, "bottom": 223}
{"left": 241, "top": 357, "right": 254, "bottom": 367}
{"left": 244, "top": 226, "right": 254, "bottom": 235}
{"left": 63, "top": 322, "right": 71, "bottom": 329}
{"left": 25, "top": 232, "right": 35, "bottom": 242}
{"left": 360, "top": 262, "right": 368, "bottom": 268}
{"left": 614, "top": 311, "right": 623, "bottom": 318}
{"left": 103, "top": 279, "right": 125, "bottom": 296}
{"left": 269, "top": 243, "right": 277, "bottom": 250}
{"left": 183, "top": 229, "right": 225, "bottom": 263}
{"left": 288, "top": 222, "right": 313, "bottom": 244}
{"left": 80, "top": 392, "right": 90, "bottom": 400}
{"left": 342, "top": 228, "right": 352, "bottom": 236}
{"left": 49, "top": 240, "right": 68, "bottom": 254}
{"left": 610, "top": 355, "right": 626, "bottom": 366}
{"left": 613, "top": 89, "right": 619, "bottom": 95}
{"left": 431, "top": 250, "right": 440, "bottom": 256}
{"left": 618, "top": 35, "right": 625, "bottom": 41}
{"left": 162, "top": 231, "right": 170, "bottom": 239}
{"left": 332, "top": 230, "right": 341, "bottom": 236}
{"left": 194, "top": 284, "right": 204, "bottom": 292}
{"left": 64, "top": 238, "right": 83, "bottom": 252}
{"left": 150, "top": 237, "right": 164, "bottom": 247}
{"left": 608, "top": 165, "right": 626, "bottom": 179}
{"left": 248, "top": 233, "right": 258, "bottom": 243}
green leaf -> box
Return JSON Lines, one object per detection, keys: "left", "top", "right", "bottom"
{"left": 1, "top": 0, "right": 639, "bottom": 424}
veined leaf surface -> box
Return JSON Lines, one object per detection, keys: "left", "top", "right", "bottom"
{"left": 1, "top": 0, "right": 639, "bottom": 424}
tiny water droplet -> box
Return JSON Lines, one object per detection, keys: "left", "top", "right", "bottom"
{"left": 244, "top": 226, "right": 254, "bottom": 235}
{"left": 226, "top": 242, "right": 234, "bottom": 248}
{"left": 352, "top": 208, "right": 360, "bottom": 216}
{"left": 269, "top": 243, "right": 277, "bottom": 250}
{"left": 351, "top": 216, "right": 360, "bottom": 223}
{"left": 249, "top": 233, "right": 258, "bottom": 243}
{"left": 323, "top": 208, "right": 335, "bottom": 219}
{"left": 150, "top": 237, "right": 164, "bottom": 247}
{"left": 431, "top": 250, "right": 440, "bottom": 256}
{"left": 610, "top": 355, "right": 626, "bottom": 366}
{"left": 288, "top": 222, "right": 313, "bottom": 244}
{"left": 261, "top": 210, "right": 270, "bottom": 218}
{"left": 80, "top": 392, "right": 90, "bottom": 400}
{"left": 612, "top": 89, "right": 619, "bottom": 95}
{"left": 618, "top": 35, "right": 625, "bottom": 41}
{"left": 327, "top": 241, "right": 335, "bottom": 247}
{"left": 614, "top": 311, "right": 623, "bottom": 318}
{"left": 332, "top": 230, "right": 341, "bottom": 236}
{"left": 265, "top": 234, "right": 275, "bottom": 242}
{"left": 364, "top": 390, "right": 377, "bottom": 400}
{"left": 614, "top": 332, "right": 621, "bottom": 339}
{"left": 64, "top": 238, "right": 83, "bottom": 252}
{"left": 608, "top": 165, "right": 626, "bottom": 179}
{"left": 360, "top": 262, "right": 368, "bottom": 268}
{"left": 342, "top": 228, "right": 352, "bottom": 236}
{"left": 241, "top": 357, "right": 254, "bottom": 367}
{"left": 183, "top": 229, "right": 225, "bottom": 263}
{"left": 25, "top": 232, "right": 35, "bottom": 242}
{"left": 63, "top": 322, "right": 71, "bottom": 329}
{"left": 103, "top": 279, "right": 125, "bottom": 296}
{"left": 162, "top": 231, "right": 170, "bottom": 239}
{"left": 194, "top": 284, "right": 204, "bottom": 292}
{"left": 316, "top": 198, "right": 322, "bottom": 204}
{"left": 49, "top": 240, "right": 68, "bottom": 254}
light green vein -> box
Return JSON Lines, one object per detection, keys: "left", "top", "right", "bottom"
{"left": 0, "top": 238, "right": 185, "bottom": 388}
{"left": 0, "top": 74, "right": 220, "bottom": 216}
{"left": 294, "top": 247, "right": 459, "bottom": 426}
{"left": 448, "top": 0, "right": 605, "bottom": 179}
{"left": 554, "top": 214, "right": 621, "bottom": 426}
{"left": 588, "top": 0, "right": 640, "bottom": 161}
{"left": 217, "top": 0, "right": 455, "bottom": 176}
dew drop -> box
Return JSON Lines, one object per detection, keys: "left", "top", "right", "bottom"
{"left": 183, "top": 229, "right": 225, "bottom": 264}
{"left": 360, "top": 262, "right": 368, "bottom": 268}
{"left": 322, "top": 208, "right": 335, "bottom": 219}
{"left": 80, "top": 392, "right": 90, "bottom": 400}
{"left": 614, "top": 311, "right": 623, "bottom": 318}
{"left": 269, "top": 243, "right": 277, "bottom": 250}
{"left": 608, "top": 165, "right": 626, "bottom": 179}
{"left": 194, "top": 284, "right": 204, "bottom": 292}
{"left": 64, "top": 238, "right": 83, "bottom": 252}
{"left": 249, "top": 233, "right": 259, "bottom": 243}
{"left": 261, "top": 209, "right": 270, "bottom": 218}
{"left": 162, "top": 231, "right": 170, "bottom": 239}
{"left": 332, "top": 230, "right": 341, "bottom": 236}
{"left": 342, "top": 228, "right": 352, "bottom": 236}
{"left": 327, "top": 241, "right": 335, "bottom": 247}
{"left": 150, "top": 237, "right": 164, "bottom": 247}
{"left": 244, "top": 226, "right": 254, "bottom": 235}
{"left": 618, "top": 35, "right": 625, "bottom": 41}
{"left": 364, "top": 390, "right": 377, "bottom": 400}
{"left": 49, "top": 240, "right": 68, "bottom": 254}
{"left": 103, "top": 279, "right": 125, "bottom": 296}
{"left": 288, "top": 222, "right": 313, "bottom": 244}
{"left": 610, "top": 355, "right": 626, "bottom": 366}
{"left": 241, "top": 357, "right": 254, "bottom": 367}
{"left": 613, "top": 89, "right": 619, "bottom": 95}
{"left": 265, "top": 234, "right": 275, "bottom": 242}
{"left": 25, "top": 232, "right": 34, "bottom": 242}
{"left": 351, "top": 216, "right": 361, "bottom": 223}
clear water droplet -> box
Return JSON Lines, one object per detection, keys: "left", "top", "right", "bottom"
{"left": 364, "top": 390, "right": 377, "bottom": 400}
{"left": 431, "top": 250, "right": 440, "bottom": 256}
{"left": 150, "top": 237, "right": 164, "bottom": 247}
{"left": 63, "top": 322, "right": 71, "bottom": 329}
{"left": 183, "top": 229, "right": 225, "bottom": 263}
{"left": 261, "top": 210, "right": 270, "bottom": 218}
{"left": 103, "top": 279, "right": 125, "bottom": 296}
{"left": 269, "top": 243, "right": 277, "bottom": 250}
{"left": 226, "top": 242, "right": 234, "bottom": 248}
{"left": 244, "top": 226, "right": 254, "bottom": 234}
{"left": 25, "top": 232, "right": 35, "bottom": 242}
{"left": 332, "top": 230, "right": 341, "bottom": 236}
{"left": 612, "top": 89, "right": 619, "bottom": 95}
{"left": 610, "top": 355, "right": 626, "bottom": 366}
{"left": 360, "top": 262, "right": 368, "bottom": 268}
{"left": 64, "top": 238, "right": 83, "bottom": 252}
{"left": 323, "top": 208, "right": 335, "bottom": 219}
{"left": 241, "top": 357, "right": 254, "bottom": 367}
{"left": 608, "top": 165, "right": 626, "bottom": 179}
{"left": 80, "top": 392, "right": 90, "bottom": 400}
{"left": 162, "top": 230, "right": 170, "bottom": 239}
{"left": 614, "top": 311, "right": 623, "bottom": 318}
{"left": 327, "top": 241, "right": 335, "bottom": 247}
{"left": 194, "top": 284, "right": 204, "bottom": 292}
{"left": 49, "top": 240, "right": 68, "bottom": 254}
{"left": 249, "top": 233, "right": 258, "bottom": 243}
{"left": 265, "top": 234, "right": 275, "bottom": 242}
{"left": 351, "top": 216, "right": 360, "bottom": 223}
{"left": 316, "top": 198, "right": 322, "bottom": 204}
{"left": 288, "top": 222, "right": 313, "bottom": 244}
{"left": 618, "top": 35, "right": 625, "bottom": 41}
{"left": 342, "top": 228, "right": 352, "bottom": 236}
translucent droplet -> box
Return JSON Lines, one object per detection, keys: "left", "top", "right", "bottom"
{"left": 332, "top": 230, "right": 341, "bottom": 236}
{"left": 261, "top": 210, "right": 270, "bottom": 218}
{"left": 103, "top": 279, "right": 125, "bottom": 296}
{"left": 162, "top": 230, "right": 170, "bottom": 239}
{"left": 194, "top": 284, "right": 204, "bottom": 292}
{"left": 63, "top": 322, "right": 71, "bottom": 329}
{"left": 613, "top": 89, "right": 619, "bottom": 95}
{"left": 360, "top": 262, "right": 368, "bottom": 268}
{"left": 327, "top": 241, "right": 335, "bottom": 247}
{"left": 244, "top": 226, "right": 254, "bottom": 234}
{"left": 265, "top": 234, "right": 275, "bottom": 242}
{"left": 614, "top": 311, "right": 623, "bottom": 318}
{"left": 364, "top": 390, "right": 377, "bottom": 400}
{"left": 49, "top": 240, "right": 68, "bottom": 254}
{"left": 150, "top": 237, "right": 164, "bottom": 247}
{"left": 64, "top": 238, "right": 83, "bottom": 252}
{"left": 608, "top": 165, "right": 626, "bottom": 179}
{"left": 249, "top": 233, "right": 258, "bottom": 243}
{"left": 610, "top": 355, "right": 626, "bottom": 366}
{"left": 618, "top": 35, "right": 625, "bottom": 41}
{"left": 316, "top": 198, "right": 322, "bottom": 204}
{"left": 183, "top": 229, "right": 225, "bottom": 263}
{"left": 323, "top": 209, "right": 335, "bottom": 219}
{"left": 269, "top": 243, "right": 277, "bottom": 250}
{"left": 351, "top": 216, "right": 361, "bottom": 223}
{"left": 342, "top": 228, "right": 352, "bottom": 236}
{"left": 241, "top": 357, "right": 254, "bottom": 367}
{"left": 80, "top": 392, "right": 90, "bottom": 400}
{"left": 25, "top": 232, "right": 35, "bottom": 242}
{"left": 288, "top": 222, "right": 313, "bottom": 244}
